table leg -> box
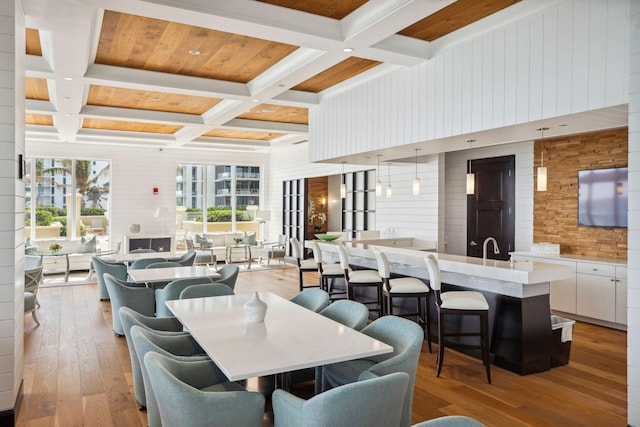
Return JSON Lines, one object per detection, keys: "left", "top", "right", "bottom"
{"left": 246, "top": 246, "right": 252, "bottom": 269}
{"left": 64, "top": 254, "right": 70, "bottom": 282}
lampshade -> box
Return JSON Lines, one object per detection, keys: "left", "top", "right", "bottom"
{"left": 386, "top": 163, "right": 392, "bottom": 198}
{"left": 340, "top": 183, "right": 346, "bottom": 198}
{"left": 413, "top": 177, "right": 421, "bottom": 196}
{"left": 376, "top": 180, "right": 382, "bottom": 197}
{"left": 466, "top": 173, "right": 475, "bottom": 195}
{"left": 256, "top": 210, "right": 271, "bottom": 222}
{"left": 537, "top": 166, "right": 547, "bottom": 191}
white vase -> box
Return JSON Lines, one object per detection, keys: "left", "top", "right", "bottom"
{"left": 244, "top": 292, "right": 267, "bottom": 323}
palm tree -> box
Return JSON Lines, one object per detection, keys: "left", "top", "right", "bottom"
{"left": 41, "top": 160, "right": 110, "bottom": 208}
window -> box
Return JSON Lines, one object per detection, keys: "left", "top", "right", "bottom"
{"left": 176, "top": 163, "right": 261, "bottom": 248}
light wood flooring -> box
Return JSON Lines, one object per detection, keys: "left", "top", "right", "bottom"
{"left": 19, "top": 267, "right": 627, "bottom": 426}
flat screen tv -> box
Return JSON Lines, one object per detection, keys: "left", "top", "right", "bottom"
{"left": 578, "top": 167, "right": 628, "bottom": 228}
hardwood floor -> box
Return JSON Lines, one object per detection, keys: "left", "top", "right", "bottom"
{"left": 19, "top": 267, "right": 627, "bottom": 426}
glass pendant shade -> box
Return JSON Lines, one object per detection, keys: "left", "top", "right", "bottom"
{"left": 537, "top": 166, "right": 547, "bottom": 192}
{"left": 412, "top": 177, "right": 420, "bottom": 196}
{"left": 466, "top": 173, "right": 475, "bottom": 195}
{"left": 340, "top": 183, "right": 346, "bottom": 199}
{"left": 376, "top": 180, "right": 382, "bottom": 197}
{"left": 386, "top": 184, "right": 392, "bottom": 198}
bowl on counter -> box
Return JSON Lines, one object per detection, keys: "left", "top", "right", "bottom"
{"left": 315, "top": 234, "right": 341, "bottom": 242}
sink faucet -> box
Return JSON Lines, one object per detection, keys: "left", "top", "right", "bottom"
{"left": 483, "top": 237, "right": 500, "bottom": 260}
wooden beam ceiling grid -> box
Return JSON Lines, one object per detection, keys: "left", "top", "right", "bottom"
{"left": 203, "top": 129, "right": 286, "bottom": 140}
{"left": 25, "top": 114, "right": 53, "bottom": 126}
{"left": 82, "top": 118, "right": 183, "bottom": 134}
{"left": 25, "top": 77, "right": 49, "bottom": 101}
{"left": 255, "top": 0, "right": 367, "bottom": 20}
{"left": 25, "top": 28, "right": 42, "bottom": 56}
{"left": 292, "top": 57, "right": 381, "bottom": 93}
{"left": 237, "top": 103, "right": 308, "bottom": 124}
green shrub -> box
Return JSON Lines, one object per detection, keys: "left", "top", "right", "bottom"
{"left": 185, "top": 207, "right": 201, "bottom": 212}
{"left": 35, "top": 209, "right": 53, "bottom": 226}
{"left": 81, "top": 207, "right": 105, "bottom": 216}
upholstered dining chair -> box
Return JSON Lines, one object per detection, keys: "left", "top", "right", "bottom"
{"left": 176, "top": 250, "right": 196, "bottom": 266}
{"left": 179, "top": 283, "right": 234, "bottom": 300}
{"left": 257, "top": 233, "right": 287, "bottom": 265}
{"left": 213, "top": 264, "right": 240, "bottom": 290}
{"left": 317, "top": 315, "right": 424, "bottom": 427}
{"left": 411, "top": 416, "right": 486, "bottom": 427}
{"left": 129, "top": 249, "right": 157, "bottom": 254}
{"left": 336, "top": 245, "right": 383, "bottom": 317}
{"left": 145, "top": 261, "right": 182, "bottom": 269}
{"left": 130, "top": 257, "right": 168, "bottom": 270}
{"left": 375, "top": 250, "right": 432, "bottom": 352}
{"left": 92, "top": 255, "right": 128, "bottom": 300}
{"left": 290, "top": 288, "right": 330, "bottom": 312}
{"left": 103, "top": 273, "right": 155, "bottom": 336}
{"left": 311, "top": 242, "right": 346, "bottom": 301}
{"left": 119, "top": 306, "right": 185, "bottom": 409}
{"left": 144, "top": 352, "right": 265, "bottom": 427}
{"left": 273, "top": 371, "right": 409, "bottom": 427}
{"left": 290, "top": 236, "right": 318, "bottom": 291}
{"left": 130, "top": 326, "right": 210, "bottom": 427}
{"left": 24, "top": 255, "right": 43, "bottom": 308}
{"left": 155, "top": 277, "right": 214, "bottom": 317}
{"left": 319, "top": 299, "right": 369, "bottom": 331}
{"left": 424, "top": 254, "right": 491, "bottom": 384}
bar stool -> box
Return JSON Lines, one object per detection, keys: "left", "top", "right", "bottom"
{"left": 336, "top": 245, "right": 383, "bottom": 317}
{"left": 290, "top": 237, "right": 319, "bottom": 292}
{"left": 311, "top": 242, "right": 346, "bottom": 301}
{"left": 424, "top": 254, "right": 491, "bottom": 383}
{"left": 374, "top": 251, "right": 432, "bottom": 352}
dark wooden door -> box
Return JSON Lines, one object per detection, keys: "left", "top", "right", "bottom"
{"left": 467, "top": 155, "right": 515, "bottom": 260}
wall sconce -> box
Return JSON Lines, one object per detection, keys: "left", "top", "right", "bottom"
{"left": 321, "top": 197, "right": 326, "bottom": 208}
{"left": 376, "top": 154, "right": 382, "bottom": 197}
{"left": 616, "top": 182, "right": 623, "bottom": 195}
{"left": 536, "top": 127, "right": 548, "bottom": 192}
{"left": 340, "top": 161, "right": 346, "bottom": 199}
{"left": 466, "top": 140, "right": 475, "bottom": 195}
{"left": 386, "top": 163, "right": 392, "bottom": 198}
{"left": 412, "top": 149, "right": 421, "bottom": 196}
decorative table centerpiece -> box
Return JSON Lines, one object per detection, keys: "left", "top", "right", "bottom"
{"left": 234, "top": 238, "right": 243, "bottom": 244}
{"left": 244, "top": 292, "right": 267, "bottom": 323}
{"left": 49, "top": 243, "right": 62, "bottom": 254}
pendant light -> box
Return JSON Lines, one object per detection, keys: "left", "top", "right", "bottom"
{"left": 466, "top": 139, "right": 475, "bottom": 195}
{"left": 386, "top": 163, "right": 392, "bottom": 198}
{"left": 376, "top": 155, "right": 382, "bottom": 197}
{"left": 536, "top": 127, "right": 548, "bottom": 192}
{"left": 412, "top": 149, "right": 421, "bottom": 196}
{"left": 340, "top": 161, "right": 346, "bottom": 199}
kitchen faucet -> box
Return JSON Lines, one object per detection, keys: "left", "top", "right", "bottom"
{"left": 483, "top": 237, "right": 500, "bottom": 260}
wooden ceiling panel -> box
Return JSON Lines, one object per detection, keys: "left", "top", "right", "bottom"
{"left": 203, "top": 129, "right": 285, "bottom": 140}
{"left": 256, "top": 0, "right": 367, "bottom": 20}
{"left": 25, "top": 77, "right": 49, "bottom": 100}
{"left": 398, "top": 0, "right": 521, "bottom": 42}
{"left": 87, "top": 85, "right": 222, "bottom": 114}
{"left": 25, "top": 28, "right": 42, "bottom": 56}
{"left": 82, "top": 118, "right": 182, "bottom": 134}
{"left": 238, "top": 103, "right": 308, "bottom": 124}
{"left": 25, "top": 114, "right": 53, "bottom": 126}
{"left": 292, "top": 57, "right": 380, "bottom": 93}
{"left": 96, "top": 11, "right": 298, "bottom": 83}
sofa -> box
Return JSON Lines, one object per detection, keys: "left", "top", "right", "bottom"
{"left": 25, "top": 237, "right": 97, "bottom": 273}
{"left": 191, "top": 231, "right": 261, "bottom": 263}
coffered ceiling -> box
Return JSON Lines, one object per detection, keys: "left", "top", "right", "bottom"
{"left": 23, "top": 0, "right": 603, "bottom": 155}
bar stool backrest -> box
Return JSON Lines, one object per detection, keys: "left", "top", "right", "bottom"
{"left": 373, "top": 250, "right": 391, "bottom": 279}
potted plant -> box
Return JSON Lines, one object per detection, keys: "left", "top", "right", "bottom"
{"left": 49, "top": 243, "right": 62, "bottom": 254}
{"left": 234, "top": 237, "right": 243, "bottom": 244}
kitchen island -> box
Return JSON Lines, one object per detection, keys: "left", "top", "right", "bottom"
{"left": 307, "top": 239, "right": 575, "bottom": 375}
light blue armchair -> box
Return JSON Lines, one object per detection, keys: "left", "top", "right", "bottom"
{"left": 290, "top": 289, "right": 330, "bottom": 312}
{"left": 176, "top": 250, "right": 197, "bottom": 266}
{"left": 179, "top": 283, "right": 234, "bottom": 300}
{"left": 273, "top": 371, "right": 409, "bottom": 427}
{"left": 103, "top": 273, "right": 155, "bottom": 336}
{"left": 119, "top": 306, "right": 185, "bottom": 409}
{"left": 317, "top": 315, "right": 424, "bottom": 427}
{"left": 130, "top": 325, "right": 209, "bottom": 427}
{"left": 155, "top": 277, "right": 214, "bottom": 317}
{"left": 92, "top": 256, "right": 127, "bottom": 300}
{"left": 144, "top": 352, "right": 265, "bottom": 427}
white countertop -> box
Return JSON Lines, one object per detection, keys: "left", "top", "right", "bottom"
{"left": 509, "top": 251, "right": 627, "bottom": 266}
{"left": 307, "top": 240, "right": 575, "bottom": 298}
{"left": 166, "top": 292, "right": 393, "bottom": 381}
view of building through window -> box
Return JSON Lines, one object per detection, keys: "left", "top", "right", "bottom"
{"left": 25, "top": 158, "right": 111, "bottom": 251}
{"left": 176, "top": 163, "right": 261, "bottom": 248}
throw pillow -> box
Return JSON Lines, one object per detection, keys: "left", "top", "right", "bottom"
{"left": 80, "top": 236, "right": 97, "bottom": 253}
{"left": 25, "top": 237, "right": 38, "bottom": 255}
{"left": 242, "top": 232, "right": 256, "bottom": 245}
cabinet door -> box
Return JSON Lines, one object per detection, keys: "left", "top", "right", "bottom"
{"left": 550, "top": 276, "right": 577, "bottom": 313}
{"left": 615, "top": 266, "right": 627, "bottom": 325}
{"left": 576, "top": 273, "right": 615, "bottom": 322}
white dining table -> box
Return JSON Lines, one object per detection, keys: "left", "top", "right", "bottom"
{"left": 127, "top": 265, "right": 221, "bottom": 284}
{"left": 103, "top": 251, "right": 180, "bottom": 264}
{"left": 165, "top": 292, "right": 393, "bottom": 381}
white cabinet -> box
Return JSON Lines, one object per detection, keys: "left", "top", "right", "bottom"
{"left": 576, "top": 262, "right": 616, "bottom": 322}
{"left": 615, "top": 266, "right": 627, "bottom": 325}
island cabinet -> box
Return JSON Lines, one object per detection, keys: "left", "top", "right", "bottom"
{"left": 510, "top": 252, "right": 627, "bottom": 329}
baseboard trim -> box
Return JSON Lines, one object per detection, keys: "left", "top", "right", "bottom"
{"left": 0, "top": 380, "right": 23, "bottom": 427}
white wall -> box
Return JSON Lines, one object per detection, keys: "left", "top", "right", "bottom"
{"left": 444, "top": 141, "right": 533, "bottom": 256}
{"left": 310, "top": 0, "right": 628, "bottom": 161}
{"left": 0, "top": 0, "right": 22, "bottom": 413}
{"left": 627, "top": 2, "right": 640, "bottom": 424}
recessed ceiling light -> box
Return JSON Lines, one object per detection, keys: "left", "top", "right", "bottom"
{"left": 252, "top": 99, "right": 260, "bottom": 103}
{"left": 188, "top": 49, "right": 201, "bottom": 55}
{"left": 64, "top": 77, "right": 73, "bottom": 81}
{"left": 261, "top": 109, "right": 275, "bottom": 113}
{"left": 64, "top": 113, "right": 71, "bottom": 117}
{"left": 152, "top": 97, "right": 161, "bottom": 101}
{"left": 342, "top": 47, "right": 354, "bottom": 52}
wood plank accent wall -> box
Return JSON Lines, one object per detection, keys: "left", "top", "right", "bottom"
{"left": 533, "top": 128, "right": 628, "bottom": 258}
{"left": 307, "top": 176, "right": 328, "bottom": 236}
